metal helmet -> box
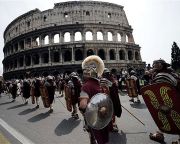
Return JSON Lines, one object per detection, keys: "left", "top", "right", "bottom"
{"left": 82, "top": 55, "right": 104, "bottom": 78}
{"left": 84, "top": 93, "right": 113, "bottom": 130}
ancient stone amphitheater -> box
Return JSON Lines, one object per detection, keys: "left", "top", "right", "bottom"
{"left": 3, "top": 1, "right": 144, "bottom": 80}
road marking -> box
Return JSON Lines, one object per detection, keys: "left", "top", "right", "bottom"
{"left": 0, "top": 118, "right": 35, "bottom": 144}
{"left": 0, "top": 132, "right": 11, "bottom": 144}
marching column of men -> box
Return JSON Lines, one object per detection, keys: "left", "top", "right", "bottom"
{"left": 1, "top": 56, "right": 180, "bottom": 144}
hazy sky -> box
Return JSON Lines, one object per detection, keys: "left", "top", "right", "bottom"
{"left": 0, "top": 0, "right": 180, "bottom": 76}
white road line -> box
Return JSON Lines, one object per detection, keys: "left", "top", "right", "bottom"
{"left": 0, "top": 118, "right": 35, "bottom": 144}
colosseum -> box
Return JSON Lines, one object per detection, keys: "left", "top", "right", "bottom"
{"left": 3, "top": 1, "right": 145, "bottom": 80}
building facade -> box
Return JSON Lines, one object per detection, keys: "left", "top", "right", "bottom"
{"left": 3, "top": 1, "right": 144, "bottom": 80}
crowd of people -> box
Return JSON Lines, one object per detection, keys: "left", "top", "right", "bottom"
{"left": 0, "top": 56, "right": 179, "bottom": 144}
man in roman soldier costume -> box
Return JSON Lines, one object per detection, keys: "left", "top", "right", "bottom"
{"left": 68, "top": 72, "right": 82, "bottom": 119}
{"left": 10, "top": 80, "right": 18, "bottom": 102}
{"left": 128, "top": 70, "right": 141, "bottom": 103}
{"left": 141, "top": 59, "right": 180, "bottom": 143}
{"left": 33, "top": 77, "right": 41, "bottom": 109}
{"left": 79, "top": 55, "right": 111, "bottom": 144}
{"left": 45, "top": 76, "right": 56, "bottom": 113}
{"left": 22, "top": 74, "right": 31, "bottom": 104}
{"left": 101, "top": 68, "right": 122, "bottom": 132}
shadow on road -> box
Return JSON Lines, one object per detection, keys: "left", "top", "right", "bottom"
{"left": 7, "top": 103, "right": 27, "bottom": 110}
{"left": 130, "top": 103, "right": 147, "bottom": 109}
{"left": 55, "top": 117, "right": 81, "bottom": 136}
{"left": 28, "top": 112, "right": 50, "bottom": 122}
{"left": 18, "top": 108, "right": 37, "bottom": 115}
{"left": 0, "top": 101, "right": 14, "bottom": 106}
{"left": 109, "top": 130, "right": 127, "bottom": 144}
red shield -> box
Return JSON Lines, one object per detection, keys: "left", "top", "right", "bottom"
{"left": 40, "top": 85, "right": 50, "bottom": 108}
{"left": 141, "top": 82, "right": 180, "bottom": 134}
{"left": 125, "top": 79, "right": 138, "bottom": 97}
{"left": 64, "top": 84, "right": 72, "bottom": 112}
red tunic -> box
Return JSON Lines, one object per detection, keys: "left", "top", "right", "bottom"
{"left": 81, "top": 78, "right": 109, "bottom": 144}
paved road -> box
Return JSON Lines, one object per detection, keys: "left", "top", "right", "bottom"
{"left": 0, "top": 92, "right": 179, "bottom": 144}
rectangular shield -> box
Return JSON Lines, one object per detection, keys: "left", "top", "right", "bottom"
{"left": 141, "top": 82, "right": 180, "bottom": 134}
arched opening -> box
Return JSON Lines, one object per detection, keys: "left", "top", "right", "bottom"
{"left": 87, "top": 49, "right": 94, "bottom": 56}
{"left": 64, "top": 32, "right": 70, "bottom": 42}
{"left": 109, "top": 49, "right": 115, "bottom": 60}
{"left": 42, "top": 53, "right": 49, "bottom": 63}
{"left": 25, "top": 55, "right": 31, "bottom": 66}
{"left": 54, "top": 34, "right": 60, "bottom": 43}
{"left": 15, "top": 43, "right": 18, "bottom": 52}
{"left": 98, "top": 49, "right": 105, "bottom": 60}
{"left": 119, "top": 50, "right": 125, "bottom": 60}
{"left": 42, "top": 72, "right": 49, "bottom": 77}
{"left": 19, "top": 57, "right": 24, "bottom": 67}
{"left": 64, "top": 50, "right": 71, "bottom": 62}
{"left": 53, "top": 51, "right": 59, "bottom": 62}
{"left": 125, "top": 34, "right": 129, "bottom": 43}
{"left": 117, "top": 33, "right": 121, "bottom": 42}
{"left": 75, "top": 31, "right": 82, "bottom": 41}
{"left": 107, "top": 32, "right": 113, "bottom": 41}
{"left": 20, "top": 41, "right": 24, "bottom": 50}
{"left": 85, "top": 31, "right": 93, "bottom": 40}
{"left": 97, "top": 31, "right": 103, "bottom": 40}
{"left": 135, "top": 52, "right": 140, "bottom": 60}
{"left": 44, "top": 35, "right": 49, "bottom": 45}
{"left": 25, "top": 38, "right": 31, "bottom": 48}
{"left": 32, "top": 54, "right": 39, "bottom": 65}
{"left": 128, "top": 51, "right": 133, "bottom": 60}
{"left": 75, "top": 49, "right": 83, "bottom": 61}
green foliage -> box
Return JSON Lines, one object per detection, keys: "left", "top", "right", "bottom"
{"left": 171, "top": 42, "right": 180, "bottom": 70}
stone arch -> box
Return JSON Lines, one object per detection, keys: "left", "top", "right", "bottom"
{"left": 74, "top": 31, "right": 82, "bottom": 41}
{"left": 119, "top": 50, "right": 125, "bottom": 60}
{"left": 42, "top": 53, "right": 49, "bottom": 63}
{"left": 107, "top": 31, "right": 113, "bottom": 41}
{"left": 109, "top": 49, "right": 115, "bottom": 60}
{"left": 25, "top": 55, "right": 31, "bottom": 66}
{"left": 32, "top": 54, "right": 39, "bottom": 65}
{"left": 98, "top": 49, "right": 105, "bottom": 60}
{"left": 75, "top": 49, "right": 83, "bottom": 61}
{"left": 53, "top": 51, "right": 59, "bottom": 62}
{"left": 64, "top": 50, "right": 71, "bottom": 62}
{"left": 64, "top": 32, "right": 70, "bottom": 42}
{"left": 53, "top": 34, "right": 60, "bottom": 43}
{"left": 87, "top": 49, "right": 94, "bottom": 56}
{"left": 85, "top": 31, "right": 93, "bottom": 40}
{"left": 97, "top": 31, "right": 103, "bottom": 40}
{"left": 128, "top": 50, "right": 133, "bottom": 60}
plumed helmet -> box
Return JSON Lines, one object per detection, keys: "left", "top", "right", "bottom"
{"left": 47, "top": 75, "right": 53, "bottom": 80}
{"left": 103, "top": 68, "right": 110, "bottom": 74}
{"left": 82, "top": 55, "right": 104, "bottom": 77}
{"left": 70, "top": 72, "right": 78, "bottom": 77}
{"left": 130, "top": 70, "right": 136, "bottom": 75}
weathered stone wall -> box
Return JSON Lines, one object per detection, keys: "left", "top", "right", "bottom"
{"left": 3, "top": 1, "right": 144, "bottom": 80}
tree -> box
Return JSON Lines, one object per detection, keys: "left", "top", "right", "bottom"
{"left": 171, "top": 42, "right": 180, "bottom": 71}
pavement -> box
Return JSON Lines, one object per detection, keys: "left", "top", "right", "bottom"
{"left": 0, "top": 91, "right": 179, "bottom": 144}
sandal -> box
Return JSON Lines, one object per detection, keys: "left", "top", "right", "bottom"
{"left": 149, "top": 131, "right": 164, "bottom": 143}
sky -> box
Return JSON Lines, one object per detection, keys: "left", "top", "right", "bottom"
{"left": 0, "top": 0, "right": 180, "bottom": 76}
